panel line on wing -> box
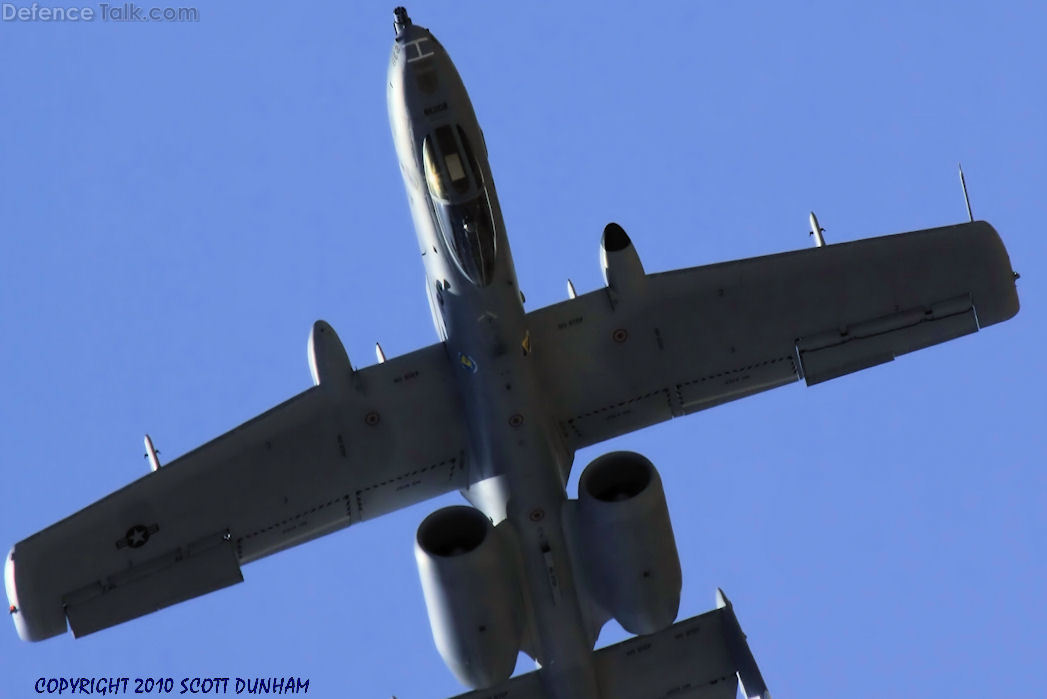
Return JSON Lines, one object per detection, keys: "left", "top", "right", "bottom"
{"left": 354, "top": 456, "right": 460, "bottom": 494}
{"left": 562, "top": 388, "right": 673, "bottom": 440}
{"left": 238, "top": 494, "right": 353, "bottom": 545}
{"left": 674, "top": 355, "right": 799, "bottom": 415}
{"left": 566, "top": 389, "right": 673, "bottom": 422}
{"left": 559, "top": 354, "right": 799, "bottom": 442}
{"left": 674, "top": 355, "right": 796, "bottom": 389}
{"left": 354, "top": 455, "right": 461, "bottom": 519}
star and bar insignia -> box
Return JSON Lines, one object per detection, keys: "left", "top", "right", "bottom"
{"left": 115, "top": 523, "right": 160, "bottom": 550}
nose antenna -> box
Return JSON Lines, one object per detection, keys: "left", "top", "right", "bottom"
{"left": 393, "top": 7, "right": 411, "bottom": 35}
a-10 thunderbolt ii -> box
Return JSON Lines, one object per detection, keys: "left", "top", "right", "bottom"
{"left": 5, "top": 8, "right": 1020, "bottom": 699}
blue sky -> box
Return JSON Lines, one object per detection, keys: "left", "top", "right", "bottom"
{"left": 1, "top": 2, "right": 1044, "bottom": 697}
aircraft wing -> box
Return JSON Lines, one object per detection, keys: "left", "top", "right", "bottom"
{"left": 6, "top": 341, "right": 468, "bottom": 642}
{"left": 529, "top": 221, "right": 1019, "bottom": 451}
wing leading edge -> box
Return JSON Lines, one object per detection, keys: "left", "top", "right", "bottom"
{"left": 7, "top": 340, "right": 468, "bottom": 641}
{"left": 529, "top": 221, "right": 1019, "bottom": 451}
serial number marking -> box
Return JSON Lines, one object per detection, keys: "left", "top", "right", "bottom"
{"left": 393, "top": 369, "right": 420, "bottom": 384}
{"left": 557, "top": 316, "right": 584, "bottom": 330}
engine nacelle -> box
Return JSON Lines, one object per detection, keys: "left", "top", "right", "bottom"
{"left": 415, "top": 506, "right": 524, "bottom": 689}
{"left": 600, "top": 222, "right": 646, "bottom": 295}
{"left": 576, "top": 451, "right": 681, "bottom": 635}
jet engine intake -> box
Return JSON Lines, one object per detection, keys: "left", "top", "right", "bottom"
{"left": 415, "top": 506, "right": 524, "bottom": 689}
{"left": 576, "top": 451, "right": 681, "bottom": 635}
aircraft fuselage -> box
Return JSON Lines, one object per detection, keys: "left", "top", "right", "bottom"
{"left": 387, "top": 16, "right": 600, "bottom": 697}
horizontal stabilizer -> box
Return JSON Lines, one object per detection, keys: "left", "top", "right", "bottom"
{"left": 451, "top": 590, "right": 768, "bottom": 699}
{"left": 716, "top": 588, "right": 769, "bottom": 699}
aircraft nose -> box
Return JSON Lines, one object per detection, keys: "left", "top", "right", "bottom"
{"left": 392, "top": 7, "right": 432, "bottom": 48}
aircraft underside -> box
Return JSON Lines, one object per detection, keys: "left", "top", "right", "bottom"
{"left": 5, "top": 7, "right": 1020, "bottom": 699}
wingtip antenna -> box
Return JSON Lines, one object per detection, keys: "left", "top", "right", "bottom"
{"left": 959, "top": 163, "right": 974, "bottom": 223}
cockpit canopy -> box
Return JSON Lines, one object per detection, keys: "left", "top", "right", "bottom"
{"left": 423, "top": 125, "right": 497, "bottom": 287}
{"left": 423, "top": 125, "right": 475, "bottom": 201}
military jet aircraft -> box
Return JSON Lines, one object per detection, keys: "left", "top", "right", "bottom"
{"left": 5, "top": 8, "right": 1020, "bottom": 699}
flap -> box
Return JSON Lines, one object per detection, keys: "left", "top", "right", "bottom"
{"left": 65, "top": 533, "right": 242, "bottom": 638}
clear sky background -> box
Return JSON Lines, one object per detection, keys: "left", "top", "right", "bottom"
{"left": 1, "top": 2, "right": 1044, "bottom": 697}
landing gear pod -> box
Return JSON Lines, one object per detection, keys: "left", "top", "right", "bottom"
{"left": 307, "top": 320, "right": 352, "bottom": 386}
{"left": 600, "top": 223, "right": 646, "bottom": 296}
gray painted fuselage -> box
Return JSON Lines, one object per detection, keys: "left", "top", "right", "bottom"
{"left": 387, "top": 19, "right": 600, "bottom": 698}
